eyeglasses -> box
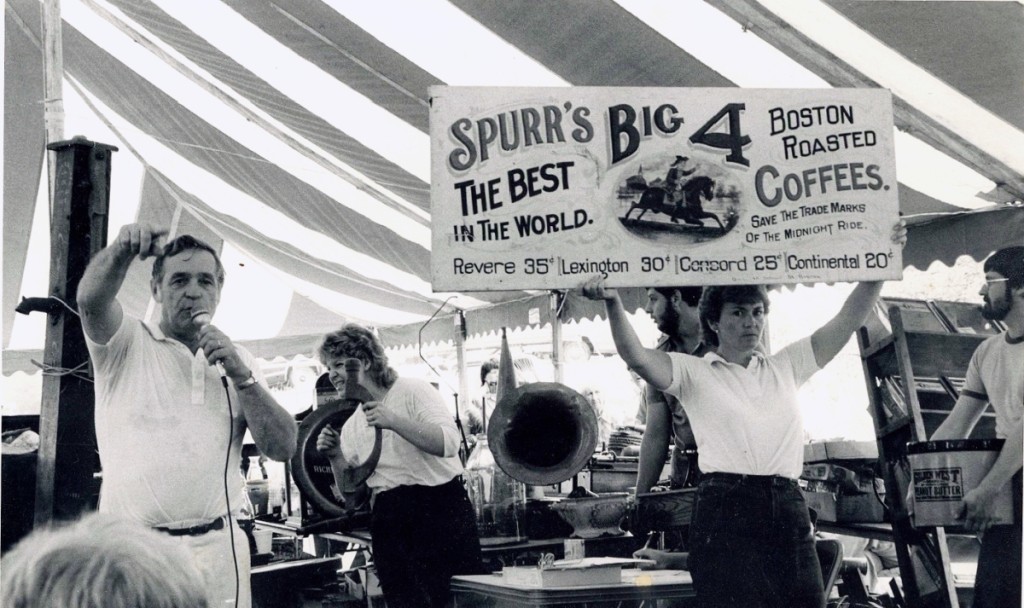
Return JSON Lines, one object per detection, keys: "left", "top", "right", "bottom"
{"left": 984, "top": 278, "right": 1009, "bottom": 286}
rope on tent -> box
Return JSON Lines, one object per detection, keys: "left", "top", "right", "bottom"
{"left": 29, "top": 359, "right": 92, "bottom": 382}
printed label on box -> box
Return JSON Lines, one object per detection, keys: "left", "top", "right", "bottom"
{"left": 913, "top": 467, "right": 963, "bottom": 502}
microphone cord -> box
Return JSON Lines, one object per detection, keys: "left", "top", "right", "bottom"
{"left": 218, "top": 374, "right": 241, "bottom": 607}
{"left": 195, "top": 310, "right": 241, "bottom": 606}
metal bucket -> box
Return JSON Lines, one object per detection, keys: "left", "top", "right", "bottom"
{"left": 907, "top": 439, "right": 1013, "bottom": 528}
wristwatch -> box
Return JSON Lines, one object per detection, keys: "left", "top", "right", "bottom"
{"left": 235, "top": 371, "right": 258, "bottom": 390}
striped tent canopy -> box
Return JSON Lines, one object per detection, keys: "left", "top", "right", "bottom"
{"left": 5, "top": 0, "right": 1023, "bottom": 374}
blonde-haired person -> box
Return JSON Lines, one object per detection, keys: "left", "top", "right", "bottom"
{"left": 1, "top": 512, "right": 208, "bottom": 608}
{"left": 314, "top": 324, "right": 484, "bottom": 608}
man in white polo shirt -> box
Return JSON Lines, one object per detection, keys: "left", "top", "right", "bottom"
{"left": 77, "top": 223, "right": 297, "bottom": 608}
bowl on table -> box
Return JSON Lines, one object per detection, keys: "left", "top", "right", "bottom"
{"left": 630, "top": 488, "right": 697, "bottom": 535}
{"left": 549, "top": 492, "right": 629, "bottom": 539}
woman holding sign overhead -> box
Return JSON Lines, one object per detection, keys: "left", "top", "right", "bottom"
{"left": 581, "top": 221, "right": 905, "bottom": 608}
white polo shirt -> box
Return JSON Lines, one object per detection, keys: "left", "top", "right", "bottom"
{"left": 86, "top": 317, "right": 260, "bottom": 526}
{"left": 665, "top": 337, "right": 819, "bottom": 479}
{"left": 339, "top": 377, "right": 463, "bottom": 494}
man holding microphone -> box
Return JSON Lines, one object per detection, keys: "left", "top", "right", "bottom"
{"left": 78, "top": 223, "right": 297, "bottom": 608}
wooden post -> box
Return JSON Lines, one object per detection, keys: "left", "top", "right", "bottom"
{"left": 34, "top": 137, "right": 117, "bottom": 525}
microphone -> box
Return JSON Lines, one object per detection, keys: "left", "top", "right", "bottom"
{"left": 191, "top": 311, "right": 227, "bottom": 378}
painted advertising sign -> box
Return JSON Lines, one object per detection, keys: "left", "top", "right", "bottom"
{"left": 430, "top": 87, "right": 901, "bottom": 291}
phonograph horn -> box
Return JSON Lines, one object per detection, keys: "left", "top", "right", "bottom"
{"left": 487, "top": 382, "right": 598, "bottom": 486}
{"left": 486, "top": 329, "right": 597, "bottom": 485}
{"left": 495, "top": 329, "right": 518, "bottom": 405}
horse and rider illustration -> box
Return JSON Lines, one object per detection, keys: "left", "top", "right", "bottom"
{"left": 624, "top": 155, "right": 727, "bottom": 232}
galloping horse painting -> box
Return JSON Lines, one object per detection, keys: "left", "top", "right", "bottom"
{"left": 625, "top": 175, "right": 726, "bottom": 231}
{"left": 616, "top": 154, "right": 741, "bottom": 244}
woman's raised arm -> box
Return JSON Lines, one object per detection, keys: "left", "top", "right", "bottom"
{"left": 580, "top": 275, "right": 673, "bottom": 390}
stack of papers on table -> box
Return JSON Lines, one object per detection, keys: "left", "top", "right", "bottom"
{"left": 502, "top": 558, "right": 655, "bottom": 587}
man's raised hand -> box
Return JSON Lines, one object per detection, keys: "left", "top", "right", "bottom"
{"left": 579, "top": 274, "right": 618, "bottom": 302}
{"left": 117, "top": 223, "right": 168, "bottom": 260}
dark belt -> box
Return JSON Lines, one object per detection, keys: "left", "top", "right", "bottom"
{"left": 154, "top": 516, "right": 226, "bottom": 537}
{"left": 702, "top": 472, "right": 798, "bottom": 488}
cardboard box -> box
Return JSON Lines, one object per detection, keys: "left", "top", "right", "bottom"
{"left": 798, "top": 460, "right": 880, "bottom": 495}
{"left": 801, "top": 462, "right": 845, "bottom": 482}
{"left": 801, "top": 463, "right": 880, "bottom": 495}
{"left": 801, "top": 462, "right": 887, "bottom": 523}
{"left": 803, "top": 440, "right": 878, "bottom": 463}
{"left": 802, "top": 489, "right": 887, "bottom": 523}
{"left": 803, "top": 442, "right": 828, "bottom": 464}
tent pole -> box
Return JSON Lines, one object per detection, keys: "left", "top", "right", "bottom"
{"left": 33, "top": 0, "right": 68, "bottom": 527}
{"left": 42, "top": 0, "right": 65, "bottom": 211}
{"left": 455, "top": 310, "right": 470, "bottom": 427}
{"left": 550, "top": 292, "right": 564, "bottom": 384}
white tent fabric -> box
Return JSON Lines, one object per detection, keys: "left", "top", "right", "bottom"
{"left": 4, "top": 0, "right": 1024, "bottom": 372}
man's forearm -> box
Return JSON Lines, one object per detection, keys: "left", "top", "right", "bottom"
{"left": 931, "top": 396, "right": 987, "bottom": 440}
{"left": 237, "top": 386, "right": 297, "bottom": 461}
{"left": 636, "top": 431, "right": 669, "bottom": 494}
{"left": 79, "top": 224, "right": 166, "bottom": 341}
{"left": 636, "top": 391, "right": 671, "bottom": 494}
{"left": 77, "top": 244, "right": 133, "bottom": 313}
{"left": 842, "top": 281, "right": 884, "bottom": 328}
{"left": 606, "top": 295, "right": 647, "bottom": 370}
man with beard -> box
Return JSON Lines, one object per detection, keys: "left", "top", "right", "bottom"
{"left": 634, "top": 286, "right": 706, "bottom": 494}
{"left": 932, "top": 246, "right": 1023, "bottom": 608}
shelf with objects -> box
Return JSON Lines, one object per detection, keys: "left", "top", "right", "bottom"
{"left": 857, "top": 297, "right": 1004, "bottom": 608}
{"left": 800, "top": 438, "right": 888, "bottom": 529}
{"left": 798, "top": 437, "right": 908, "bottom": 604}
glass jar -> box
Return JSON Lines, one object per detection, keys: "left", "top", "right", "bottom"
{"left": 246, "top": 456, "right": 269, "bottom": 517}
{"left": 464, "top": 435, "right": 527, "bottom": 541}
